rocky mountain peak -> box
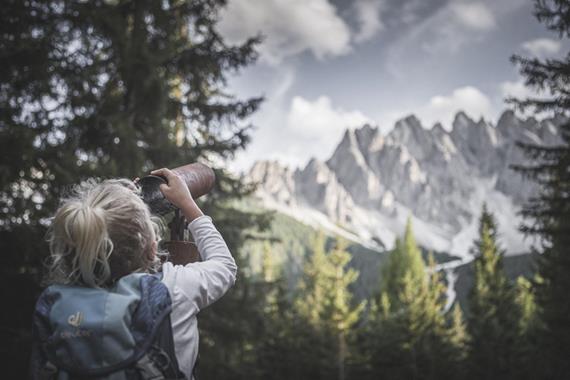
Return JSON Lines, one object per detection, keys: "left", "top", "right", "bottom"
{"left": 496, "top": 110, "right": 519, "bottom": 135}
{"left": 396, "top": 114, "right": 423, "bottom": 130}
{"left": 432, "top": 122, "right": 446, "bottom": 134}
{"left": 356, "top": 123, "right": 378, "bottom": 139}
{"left": 302, "top": 157, "right": 331, "bottom": 181}
{"left": 246, "top": 110, "right": 563, "bottom": 256}
{"left": 388, "top": 114, "right": 436, "bottom": 161}
{"left": 247, "top": 160, "right": 297, "bottom": 206}
{"left": 454, "top": 110, "right": 474, "bottom": 123}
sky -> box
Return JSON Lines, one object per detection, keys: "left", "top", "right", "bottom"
{"left": 215, "top": 0, "right": 566, "bottom": 173}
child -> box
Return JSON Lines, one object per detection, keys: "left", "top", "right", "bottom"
{"left": 33, "top": 167, "right": 237, "bottom": 379}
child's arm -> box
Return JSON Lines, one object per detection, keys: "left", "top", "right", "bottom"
{"left": 161, "top": 216, "right": 237, "bottom": 311}
{"left": 152, "top": 167, "right": 238, "bottom": 311}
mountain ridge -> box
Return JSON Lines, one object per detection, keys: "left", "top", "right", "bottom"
{"left": 245, "top": 109, "right": 562, "bottom": 257}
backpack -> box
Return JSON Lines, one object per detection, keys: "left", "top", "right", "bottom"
{"left": 30, "top": 273, "right": 187, "bottom": 380}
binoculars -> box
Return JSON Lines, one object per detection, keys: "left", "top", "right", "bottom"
{"left": 137, "top": 163, "right": 216, "bottom": 265}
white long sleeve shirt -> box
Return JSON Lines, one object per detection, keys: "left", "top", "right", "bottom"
{"left": 161, "top": 215, "right": 237, "bottom": 378}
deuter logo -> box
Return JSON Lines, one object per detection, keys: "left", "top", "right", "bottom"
{"left": 67, "top": 311, "right": 83, "bottom": 327}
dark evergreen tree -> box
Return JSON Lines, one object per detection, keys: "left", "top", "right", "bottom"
{"left": 509, "top": 1, "right": 570, "bottom": 378}
{"left": 364, "top": 223, "right": 465, "bottom": 380}
{"left": 447, "top": 303, "right": 469, "bottom": 362}
{"left": 0, "top": 0, "right": 267, "bottom": 375}
{"left": 295, "top": 233, "right": 365, "bottom": 380}
{"left": 236, "top": 240, "right": 291, "bottom": 380}
{"left": 379, "top": 217, "right": 425, "bottom": 308}
{"left": 515, "top": 276, "right": 538, "bottom": 335}
{"left": 466, "top": 205, "right": 520, "bottom": 379}
{"left": 512, "top": 275, "right": 540, "bottom": 380}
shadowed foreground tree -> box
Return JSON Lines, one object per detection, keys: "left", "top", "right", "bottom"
{"left": 509, "top": 0, "right": 570, "bottom": 378}
{"left": 0, "top": 0, "right": 266, "bottom": 374}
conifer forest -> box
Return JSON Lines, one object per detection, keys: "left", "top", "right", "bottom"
{"left": 1, "top": 0, "right": 570, "bottom": 379}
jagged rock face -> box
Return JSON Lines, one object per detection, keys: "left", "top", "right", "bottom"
{"left": 492, "top": 110, "right": 559, "bottom": 202}
{"left": 247, "top": 160, "right": 297, "bottom": 206}
{"left": 326, "top": 128, "right": 383, "bottom": 206}
{"left": 350, "top": 114, "right": 476, "bottom": 231}
{"left": 294, "top": 158, "right": 355, "bottom": 224}
{"left": 450, "top": 112, "right": 499, "bottom": 175}
{"left": 246, "top": 110, "right": 563, "bottom": 254}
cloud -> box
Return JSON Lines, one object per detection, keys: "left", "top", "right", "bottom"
{"left": 498, "top": 78, "right": 557, "bottom": 118}
{"left": 285, "top": 96, "right": 373, "bottom": 161}
{"left": 499, "top": 79, "right": 552, "bottom": 113}
{"left": 227, "top": 66, "right": 296, "bottom": 173}
{"left": 383, "top": 1, "right": 502, "bottom": 78}
{"left": 353, "top": 0, "right": 384, "bottom": 43}
{"left": 217, "top": 0, "right": 351, "bottom": 65}
{"left": 521, "top": 38, "right": 562, "bottom": 57}
{"left": 500, "top": 80, "right": 535, "bottom": 100}
{"left": 230, "top": 94, "right": 373, "bottom": 172}
{"left": 417, "top": 86, "right": 493, "bottom": 129}
{"left": 288, "top": 96, "right": 372, "bottom": 137}
{"left": 422, "top": 2, "right": 495, "bottom": 53}
{"left": 451, "top": 2, "right": 496, "bottom": 30}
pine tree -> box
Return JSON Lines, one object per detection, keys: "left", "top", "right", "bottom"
{"left": 379, "top": 217, "right": 425, "bottom": 308}
{"left": 297, "top": 232, "right": 329, "bottom": 327}
{"left": 247, "top": 240, "right": 296, "bottom": 380}
{"left": 448, "top": 303, "right": 469, "bottom": 357}
{"left": 509, "top": 1, "right": 570, "bottom": 377}
{"left": 296, "top": 233, "right": 365, "bottom": 380}
{"left": 466, "top": 205, "right": 520, "bottom": 379}
{"left": 515, "top": 276, "right": 538, "bottom": 335}
{"left": 512, "top": 276, "right": 539, "bottom": 380}
{"left": 261, "top": 241, "right": 277, "bottom": 283}
{"left": 365, "top": 225, "right": 465, "bottom": 380}
{"left": 1, "top": 0, "right": 263, "bottom": 230}
{"left": 325, "top": 238, "right": 366, "bottom": 380}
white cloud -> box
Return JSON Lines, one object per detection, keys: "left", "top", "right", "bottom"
{"left": 230, "top": 95, "right": 373, "bottom": 172}
{"left": 227, "top": 66, "right": 296, "bottom": 173}
{"left": 500, "top": 80, "right": 535, "bottom": 100}
{"left": 288, "top": 96, "right": 372, "bottom": 137}
{"left": 451, "top": 2, "right": 496, "bottom": 30}
{"left": 286, "top": 96, "right": 373, "bottom": 162}
{"left": 353, "top": 0, "right": 384, "bottom": 43}
{"left": 522, "top": 38, "right": 561, "bottom": 57}
{"left": 499, "top": 79, "right": 552, "bottom": 117}
{"left": 217, "top": 0, "right": 351, "bottom": 65}
{"left": 386, "top": 0, "right": 502, "bottom": 75}
{"left": 500, "top": 77, "right": 554, "bottom": 100}
{"left": 417, "top": 86, "right": 493, "bottom": 129}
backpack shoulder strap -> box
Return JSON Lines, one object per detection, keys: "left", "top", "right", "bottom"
{"left": 30, "top": 286, "right": 60, "bottom": 380}
{"left": 134, "top": 274, "right": 185, "bottom": 379}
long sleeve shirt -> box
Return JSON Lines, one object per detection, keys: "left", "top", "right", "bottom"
{"left": 161, "top": 215, "right": 237, "bottom": 378}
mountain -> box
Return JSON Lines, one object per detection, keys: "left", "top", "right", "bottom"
{"left": 245, "top": 110, "right": 562, "bottom": 258}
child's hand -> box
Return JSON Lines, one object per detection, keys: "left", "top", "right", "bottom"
{"left": 150, "top": 168, "right": 204, "bottom": 221}
{"left": 150, "top": 168, "right": 194, "bottom": 209}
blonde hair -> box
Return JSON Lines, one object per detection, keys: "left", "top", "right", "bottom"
{"left": 45, "top": 178, "right": 164, "bottom": 287}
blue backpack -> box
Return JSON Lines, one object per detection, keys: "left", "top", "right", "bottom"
{"left": 30, "top": 273, "right": 187, "bottom": 379}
